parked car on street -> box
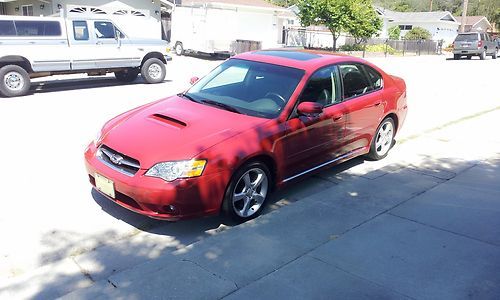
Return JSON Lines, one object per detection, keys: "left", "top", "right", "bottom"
{"left": 85, "top": 50, "right": 408, "bottom": 222}
{"left": 452, "top": 32, "right": 498, "bottom": 60}
{"left": 0, "top": 15, "right": 171, "bottom": 97}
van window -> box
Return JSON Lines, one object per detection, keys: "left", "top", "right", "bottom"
{"left": 94, "top": 21, "right": 116, "bottom": 39}
{"left": 14, "top": 21, "right": 62, "bottom": 36}
{"left": 0, "top": 21, "right": 16, "bottom": 36}
{"left": 73, "top": 21, "right": 89, "bottom": 41}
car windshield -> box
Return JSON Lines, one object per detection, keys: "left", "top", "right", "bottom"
{"left": 455, "top": 34, "right": 479, "bottom": 42}
{"left": 185, "top": 59, "right": 304, "bottom": 118}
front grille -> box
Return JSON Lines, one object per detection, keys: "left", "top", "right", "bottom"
{"left": 97, "top": 145, "right": 140, "bottom": 176}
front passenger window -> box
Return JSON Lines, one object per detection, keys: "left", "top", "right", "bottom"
{"left": 73, "top": 21, "right": 89, "bottom": 41}
{"left": 94, "top": 21, "right": 115, "bottom": 39}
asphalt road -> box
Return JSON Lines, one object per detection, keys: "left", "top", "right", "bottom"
{"left": 0, "top": 52, "right": 498, "bottom": 292}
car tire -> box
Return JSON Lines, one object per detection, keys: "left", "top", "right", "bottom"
{"left": 466, "top": 55, "right": 472, "bottom": 60}
{"left": 222, "top": 161, "right": 271, "bottom": 223}
{"left": 479, "top": 50, "right": 486, "bottom": 60}
{"left": 493, "top": 49, "right": 498, "bottom": 59}
{"left": 0, "top": 65, "right": 31, "bottom": 97}
{"left": 141, "top": 58, "right": 166, "bottom": 84}
{"left": 175, "top": 42, "right": 184, "bottom": 56}
{"left": 367, "top": 117, "right": 395, "bottom": 161}
{"left": 114, "top": 68, "right": 139, "bottom": 83}
{"left": 453, "top": 54, "right": 460, "bottom": 60}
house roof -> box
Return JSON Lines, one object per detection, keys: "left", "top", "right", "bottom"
{"left": 453, "top": 16, "right": 491, "bottom": 27}
{"left": 377, "top": 8, "right": 458, "bottom": 23}
{"left": 180, "top": 0, "right": 285, "bottom": 10}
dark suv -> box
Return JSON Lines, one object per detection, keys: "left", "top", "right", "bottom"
{"left": 452, "top": 32, "right": 498, "bottom": 60}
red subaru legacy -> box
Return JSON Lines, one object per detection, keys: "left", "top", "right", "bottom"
{"left": 85, "top": 50, "right": 407, "bottom": 222}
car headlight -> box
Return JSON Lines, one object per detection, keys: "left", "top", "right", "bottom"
{"left": 145, "top": 160, "right": 207, "bottom": 182}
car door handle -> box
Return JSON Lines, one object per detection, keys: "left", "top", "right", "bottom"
{"left": 333, "top": 114, "right": 343, "bottom": 121}
{"left": 373, "top": 102, "right": 382, "bottom": 107}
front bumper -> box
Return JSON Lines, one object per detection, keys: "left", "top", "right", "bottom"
{"left": 84, "top": 143, "right": 223, "bottom": 221}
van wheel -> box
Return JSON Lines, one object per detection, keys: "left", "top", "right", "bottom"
{"left": 175, "top": 42, "right": 184, "bottom": 56}
{"left": 141, "top": 58, "right": 166, "bottom": 84}
{"left": 479, "top": 51, "right": 486, "bottom": 60}
{"left": 222, "top": 161, "right": 271, "bottom": 223}
{"left": 0, "top": 65, "right": 31, "bottom": 97}
{"left": 115, "top": 68, "right": 139, "bottom": 83}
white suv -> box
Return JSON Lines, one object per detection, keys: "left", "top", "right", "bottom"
{"left": 0, "top": 15, "right": 172, "bottom": 97}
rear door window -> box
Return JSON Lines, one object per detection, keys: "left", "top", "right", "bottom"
{"left": 339, "top": 64, "right": 373, "bottom": 99}
{"left": 0, "top": 20, "right": 16, "bottom": 36}
{"left": 363, "top": 66, "right": 383, "bottom": 90}
{"left": 14, "top": 20, "right": 61, "bottom": 36}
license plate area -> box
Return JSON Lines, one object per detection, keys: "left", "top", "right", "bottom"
{"left": 95, "top": 173, "right": 115, "bottom": 198}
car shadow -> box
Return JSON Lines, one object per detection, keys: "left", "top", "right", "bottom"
{"left": 27, "top": 76, "right": 172, "bottom": 96}
{"left": 179, "top": 52, "right": 230, "bottom": 61}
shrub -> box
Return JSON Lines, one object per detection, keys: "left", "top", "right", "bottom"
{"left": 366, "top": 44, "right": 398, "bottom": 55}
{"left": 339, "top": 44, "right": 364, "bottom": 51}
{"left": 404, "top": 27, "right": 432, "bottom": 40}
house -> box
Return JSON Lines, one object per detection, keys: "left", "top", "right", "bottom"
{"left": 454, "top": 16, "right": 492, "bottom": 33}
{"left": 0, "top": 0, "right": 176, "bottom": 39}
{"left": 377, "top": 8, "right": 460, "bottom": 44}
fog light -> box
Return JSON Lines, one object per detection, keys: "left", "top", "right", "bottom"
{"left": 164, "top": 205, "right": 176, "bottom": 213}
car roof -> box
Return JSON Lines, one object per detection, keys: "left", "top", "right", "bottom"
{"left": 233, "top": 49, "right": 372, "bottom": 72}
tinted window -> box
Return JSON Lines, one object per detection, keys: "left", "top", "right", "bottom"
{"left": 455, "top": 34, "right": 478, "bottom": 42}
{"left": 14, "top": 21, "right": 61, "bottom": 36}
{"left": 299, "top": 66, "right": 341, "bottom": 106}
{"left": 94, "top": 21, "right": 115, "bottom": 39}
{"left": 73, "top": 21, "right": 89, "bottom": 41}
{"left": 363, "top": 66, "right": 383, "bottom": 90}
{"left": 340, "top": 64, "right": 372, "bottom": 99}
{"left": 186, "top": 59, "right": 304, "bottom": 118}
{"left": 0, "top": 21, "right": 16, "bottom": 36}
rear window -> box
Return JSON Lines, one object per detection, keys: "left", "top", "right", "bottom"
{"left": 0, "top": 20, "right": 16, "bottom": 36}
{"left": 454, "top": 34, "right": 478, "bottom": 42}
{"left": 13, "top": 20, "right": 62, "bottom": 36}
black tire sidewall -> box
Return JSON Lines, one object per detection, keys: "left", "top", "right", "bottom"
{"left": 368, "top": 117, "right": 395, "bottom": 161}
{"left": 222, "top": 161, "right": 271, "bottom": 223}
{"left": 141, "top": 58, "right": 166, "bottom": 84}
{"left": 0, "top": 65, "right": 30, "bottom": 97}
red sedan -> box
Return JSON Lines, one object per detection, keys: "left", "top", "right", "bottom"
{"left": 85, "top": 50, "right": 407, "bottom": 222}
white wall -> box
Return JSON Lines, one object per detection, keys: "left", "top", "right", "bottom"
{"left": 4, "top": 0, "right": 53, "bottom": 16}
{"left": 394, "top": 21, "right": 459, "bottom": 44}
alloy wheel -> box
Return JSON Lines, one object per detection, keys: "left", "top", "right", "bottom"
{"left": 375, "top": 120, "right": 394, "bottom": 156}
{"left": 232, "top": 168, "right": 269, "bottom": 218}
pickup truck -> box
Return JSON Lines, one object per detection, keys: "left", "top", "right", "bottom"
{"left": 0, "top": 15, "right": 172, "bottom": 97}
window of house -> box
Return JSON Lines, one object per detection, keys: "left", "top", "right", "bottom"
{"left": 22, "top": 5, "right": 33, "bottom": 16}
{"left": 14, "top": 21, "right": 61, "bottom": 36}
{"left": 299, "top": 65, "right": 341, "bottom": 106}
{"left": 73, "top": 21, "right": 89, "bottom": 40}
{"left": 339, "top": 64, "right": 372, "bottom": 99}
{"left": 399, "top": 25, "right": 413, "bottom": 30}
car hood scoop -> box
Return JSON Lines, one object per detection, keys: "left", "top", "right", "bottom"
{"left": 102, "top": 95, "right": 267, "bottom": 169}
{"left": 149, "top": 113, "right": 187, "bottom": 129}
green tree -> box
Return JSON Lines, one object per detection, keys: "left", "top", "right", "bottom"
{"left": 404, "top": 27, "right": 432, "bottom": 40}
{"left": 388, "top": 25, "right": 401, "bottom": 40}
{"left": 349, "top": 0, "right": 383, "bottom": 43}
{"left": 297, "top": 0, "right": 381, "bottom": 50}
{"left": 391, "top": 0, "right": 413, "bottom": 12}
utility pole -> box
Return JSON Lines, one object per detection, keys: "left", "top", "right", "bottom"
{"left": 429, "top": 0, "right": 433, "bottom": 12}
{"left": 460, "top": 0, "right": 469, "bottom": 33}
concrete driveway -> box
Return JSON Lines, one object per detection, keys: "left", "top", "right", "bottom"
{"left": 0, "top": 53, "right": 499, "bottom": 299}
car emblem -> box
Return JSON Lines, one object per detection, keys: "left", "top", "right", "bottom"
{"left": 109, "top": 154, "right": 124, "bottom": 165}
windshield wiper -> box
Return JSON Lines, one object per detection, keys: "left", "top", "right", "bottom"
{"left": 200, "top": 100, "right": 242, "bottom": 114}
{"left": 177, "top": 93, "right": 199, "bottom": 103}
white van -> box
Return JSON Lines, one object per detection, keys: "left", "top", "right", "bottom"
{"left": 0, "top": 15, "right": 171, "bottom": 97}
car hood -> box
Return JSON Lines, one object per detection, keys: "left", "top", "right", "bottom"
{"left": 101, "top": 95, "right": 268, "bottom": 169}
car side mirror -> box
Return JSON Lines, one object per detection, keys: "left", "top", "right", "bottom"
{"left": 190, "top": 76, "right": 199, "bottom": 85}
{"left": 297, "top": 102, "right": 323, "bottom": 116}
